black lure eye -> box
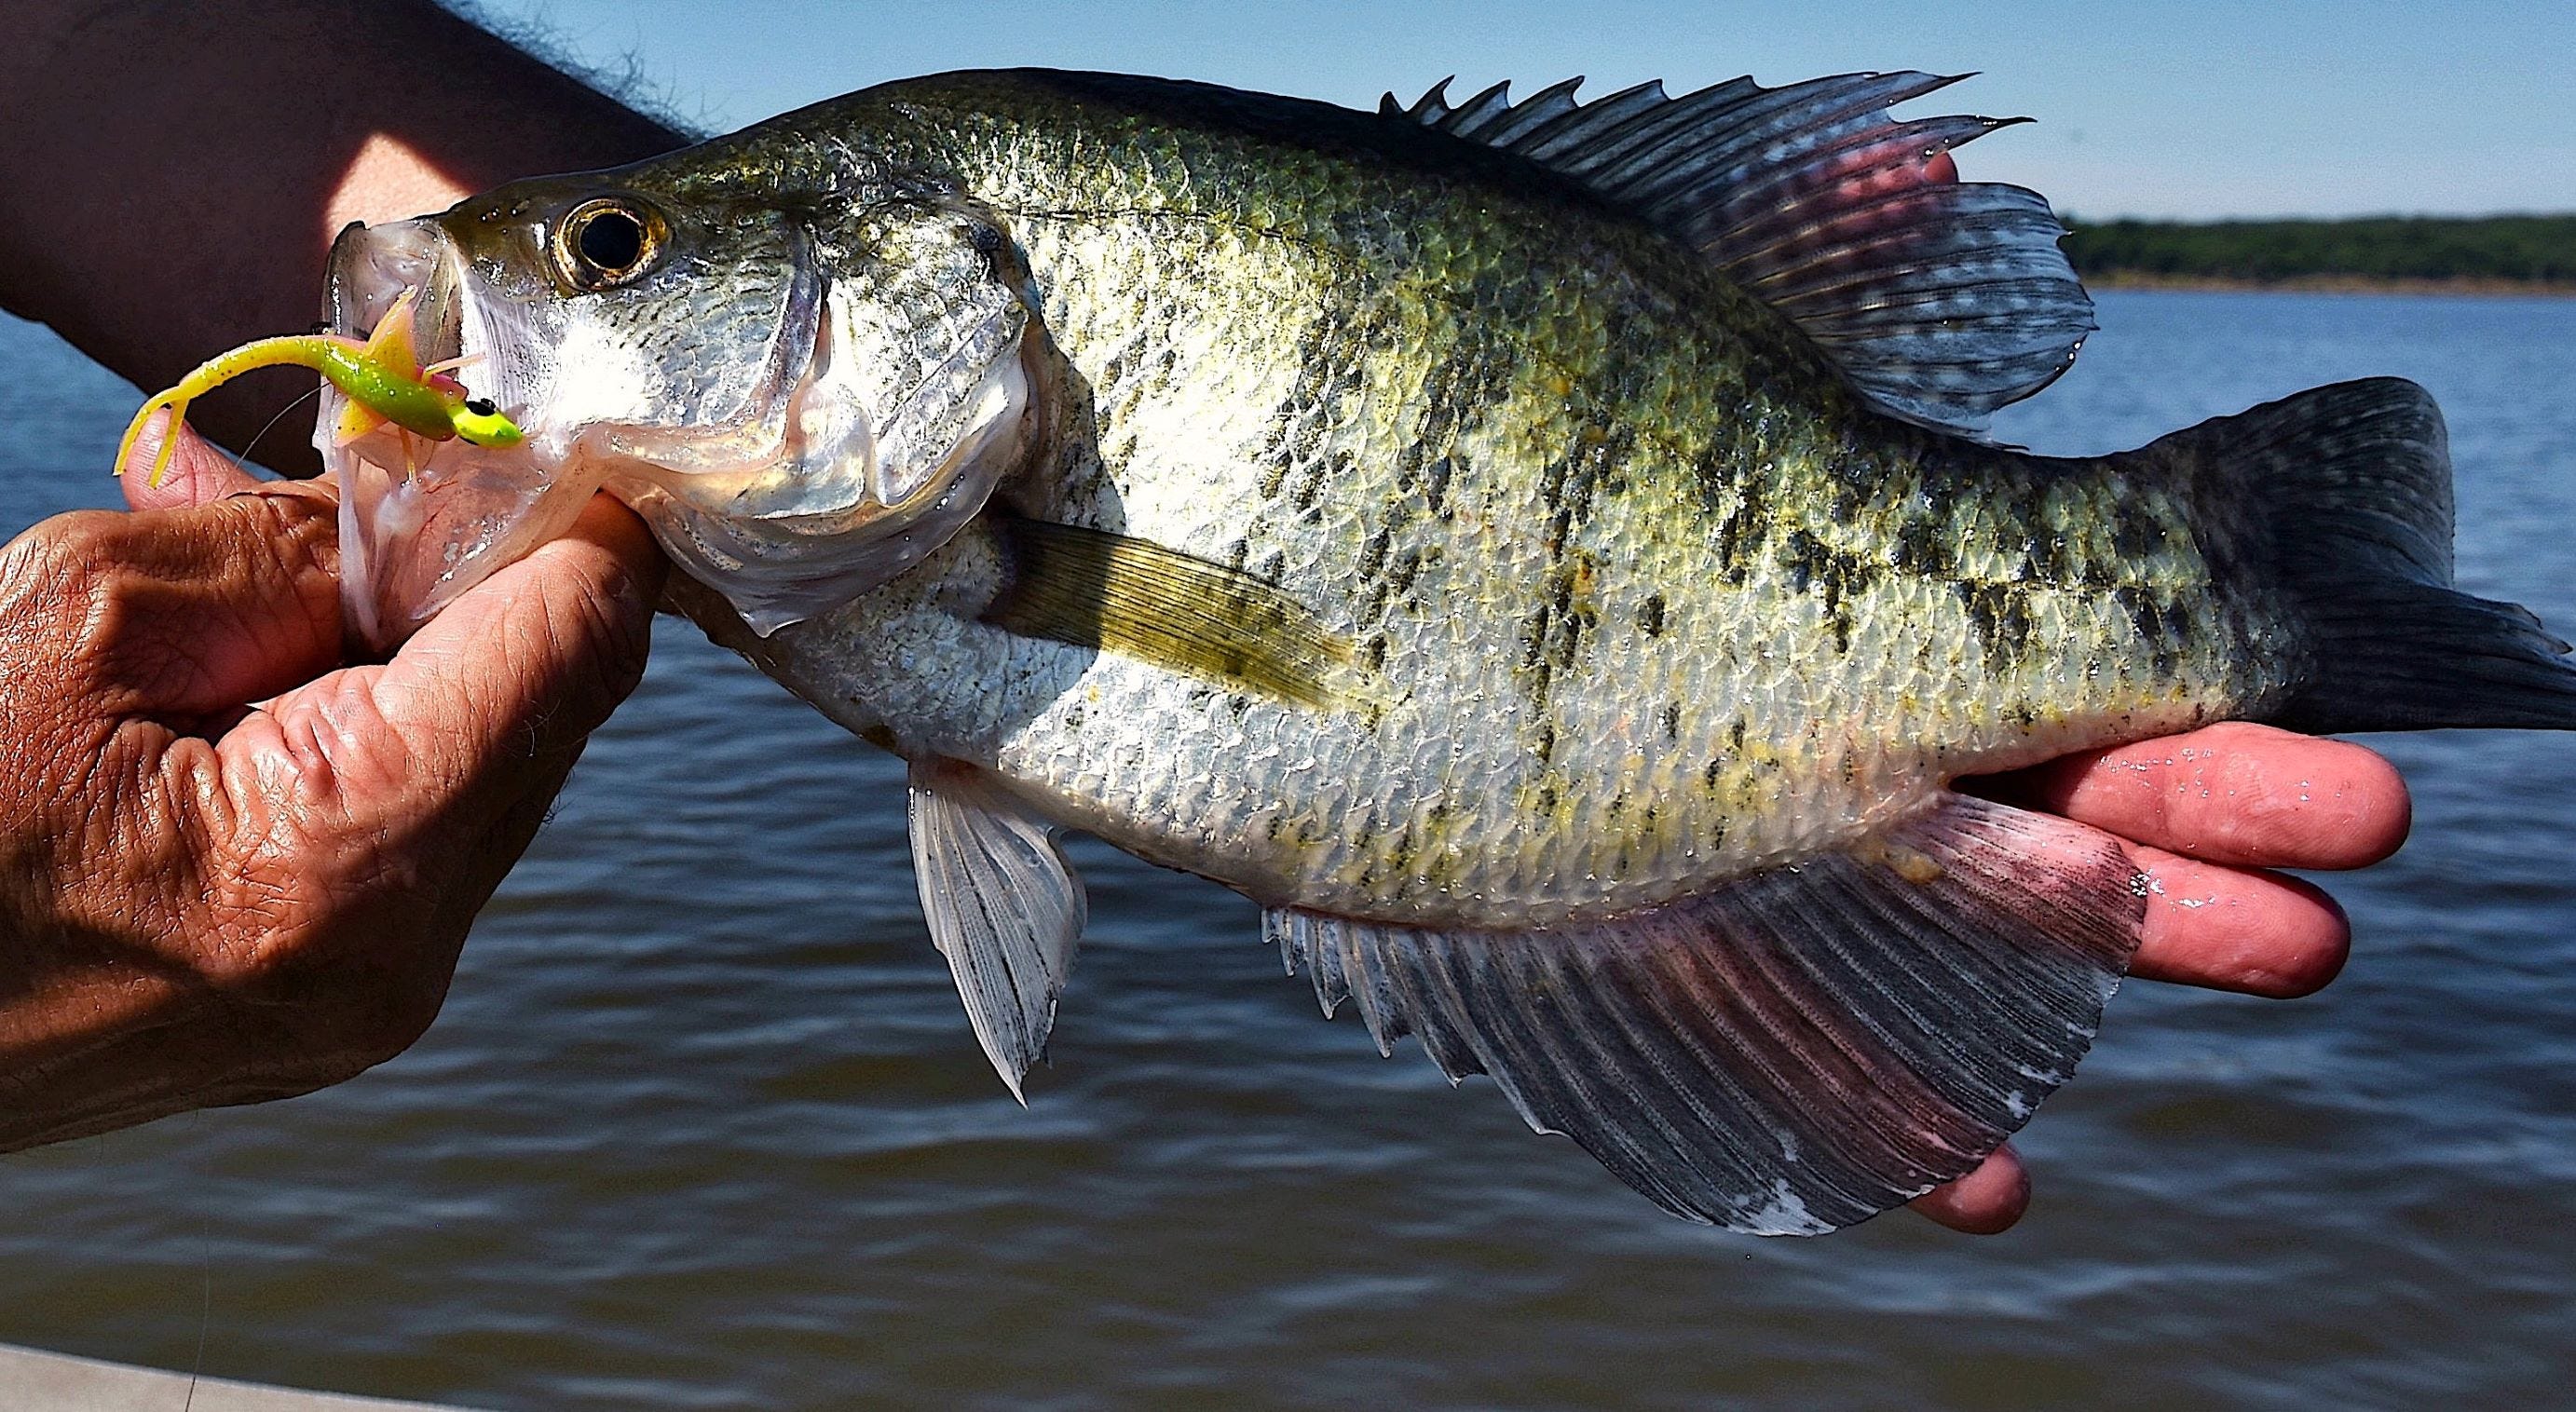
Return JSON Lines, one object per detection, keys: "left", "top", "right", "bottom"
{"left": 464, "top": 398, "right": 497, "bottom": 417}
{"left": 552, "top": 197, "right": 665, "bottom": 292}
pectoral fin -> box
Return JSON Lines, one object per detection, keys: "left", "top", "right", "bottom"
{"left": 1269, "top": 792, "right": 2143, "bottom": 1234}
{"left": 984, "top": 515, "right": 1360, "bottom": 708}
{"left": 907, "top": 757, "right": 1088, "bottom": 1101}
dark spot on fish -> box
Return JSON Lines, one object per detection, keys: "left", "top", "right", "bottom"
{"left": 1892, "top": 510, "right": 1954, "bottom": 577}
{"left": 1957, "top": 579, "right": 2032, "bottom": 661}
{"left": 1420, "top": 455, "right": 1452, "bottom": 519}
{"left": 1638, "top": 593, "right": 1666, "bottom": 637}
{"left": 1533, "top": 723, "right": 1556, "bottom": 765}
{"left": 1781, "top": 528, "right": 1858, "bottom": 654}
{"left": 1384, "top": 821, "right": 1417, "bottom": 876}
{"left": 1656, "top": 701, "right": 1681, "bottom": 740}
{"left": 1385, "top": 547, "right": 1424, "bottom": 600}
{"left": 2115, "top": 585, "right": 2161, "bottom": 642}
{"left": 1545, "top": 506, "right": 1574, "bottom": 556}
{"left": 1289, "top": 462, "right": 1326, "bottom": 512}
{"left": 1356, "top": 525, "right": 1392, "bottom": 579}
{"left": 1521, "top": 601, "right": 1554, "bottom": 670}
{"left": 2110, "top": 503, "right": 2163, "bottom": 561}
{"left": 2026, "top": 529, "right": 2071, "bottom": 584}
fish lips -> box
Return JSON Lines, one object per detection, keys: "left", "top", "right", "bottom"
{"left": 321, "top": 217, "right": 602, "bottom": 651}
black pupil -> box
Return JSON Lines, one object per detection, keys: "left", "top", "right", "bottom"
{"left": 465, "top": 398, "right": 497, "bottom": 416}
{"left": 577, "top": 210, "right": 645, "bottom": 272}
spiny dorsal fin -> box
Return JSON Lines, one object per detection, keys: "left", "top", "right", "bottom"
{"left": 984, "top": 515, "right": 1363, "bottom": 708}
{"left": 1382, "top": 73, "right": 2097, "bottom": 437}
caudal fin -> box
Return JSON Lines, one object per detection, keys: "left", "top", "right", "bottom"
{"left": 2155, "top": 377, "right": 2576, "bottom": 732}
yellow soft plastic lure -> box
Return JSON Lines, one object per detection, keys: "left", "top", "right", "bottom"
{"left": 116, "top": 288, "right": 523, "bottom": 485}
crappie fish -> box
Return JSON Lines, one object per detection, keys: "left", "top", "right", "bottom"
{"left": 312, "top": 69, "right": 2576, "bottom": 1234}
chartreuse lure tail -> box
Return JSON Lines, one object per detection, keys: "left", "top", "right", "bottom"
{"left": 116, "top": 289, "right": 522, "bottom": 485}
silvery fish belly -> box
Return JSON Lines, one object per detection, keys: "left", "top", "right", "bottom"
{"left": 322, "top": 69, "right": 2576, "bottom": 1234}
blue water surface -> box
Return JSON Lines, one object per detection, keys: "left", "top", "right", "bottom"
{"left": 0, "top": 290, "right": 2570, "bottom": 1411}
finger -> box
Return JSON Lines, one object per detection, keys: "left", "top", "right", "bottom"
{"left": 298, "top": 493, "right": 663, "bottom": 832}
{"left": 2128, "top": 844, "right": 2351, "bottom": 998}
{"left": 51, "top": 491, "right": 343, "bottom": 715}
{"left": 1910, "top": 1143, "right": 2029, "bottom": 1234}
{"left": 119, "top": 411, "right": 266, "bottom": 509}
{"left": 1968, "top": 722, "right": 2409, "bottom": 870}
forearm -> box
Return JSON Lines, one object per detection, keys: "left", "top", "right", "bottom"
{"left": 0, "top": 0, "right": 681, "bottom": 470}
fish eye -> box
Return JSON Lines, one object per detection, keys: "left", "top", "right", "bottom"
{"left": 552, "top": 197, "right": 664, "bottom": 292}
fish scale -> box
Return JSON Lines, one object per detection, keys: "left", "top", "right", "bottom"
{"left": 694, "top": 76, "right": 2275, "bottom": 924}
{"left": 322, "top": 67, "right": 2576, "bottom": 1231}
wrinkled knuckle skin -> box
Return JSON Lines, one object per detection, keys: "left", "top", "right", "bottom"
{"left": 225, "top": 491, "right": 341, "bottom": 585}
{"left": 0, "top": 513, "right": 122, "bottom": 683}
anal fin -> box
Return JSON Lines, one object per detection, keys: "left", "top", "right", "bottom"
{"left": 907, "top": 757, "right": 1088, "bottom": 1101}
{"left": 1268, "top": 793, "right": 2142, "bottom": 1233}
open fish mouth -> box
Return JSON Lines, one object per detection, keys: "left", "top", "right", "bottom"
{"left": 320, "top": 195, "right": 1041, "bottom": 652}
{"left": 321, "top": 217, "right": 608, "bottom": 649}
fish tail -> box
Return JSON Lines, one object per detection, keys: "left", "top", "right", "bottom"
{"left": 2162, "top": 376, "right": 2576, "bottom": 732}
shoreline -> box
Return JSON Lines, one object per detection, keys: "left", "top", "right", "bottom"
{"left": 2079, "top": 271, "right": 2576, "bottom": 298}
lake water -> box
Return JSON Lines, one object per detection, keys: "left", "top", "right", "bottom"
{"left": 2, "top": 290, "right": 2572, "bottom": 1410}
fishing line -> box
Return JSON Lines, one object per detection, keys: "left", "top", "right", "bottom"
{"left": 232, "top": 385, "right": 322, "bottom": 477}
{"left": 182, "top": 1110, "right": 212, "bottom": 1412}
{"left": 181, "top": 1248, "right": 208, "bottom": 1412}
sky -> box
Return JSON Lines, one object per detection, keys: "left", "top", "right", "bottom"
{"left": 457, "top": 0, "right": 2573, "bottom": 222}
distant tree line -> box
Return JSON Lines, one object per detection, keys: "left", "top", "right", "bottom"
{"left": 2059, "top": 214, "right": 2576, "bottom": 284}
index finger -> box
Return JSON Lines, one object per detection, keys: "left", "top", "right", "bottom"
{"left": 1966, "top": 722, "right": 2410, "bottom": 870}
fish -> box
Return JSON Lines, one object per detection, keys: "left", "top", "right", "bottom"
{"left": 307, "top": 68, "right": 2576, "bottom": 1234}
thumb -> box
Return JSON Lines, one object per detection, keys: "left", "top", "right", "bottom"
{"left": 309, "top": 493, "right": 665, "bottom": 833}
{"left": 119, "top": 410, "right": 268, "bottom": 509}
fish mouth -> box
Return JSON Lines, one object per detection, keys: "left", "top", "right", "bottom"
{"left": 322, "top": 217, "right": 606, "bottom": 650}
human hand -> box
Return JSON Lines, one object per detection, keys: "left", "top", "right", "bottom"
{"left": 1906, "top": 724, "right": 2410, "bottom": 1233}
{"left": 0, "top": 420, "right": 663, "bottom": 1151}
